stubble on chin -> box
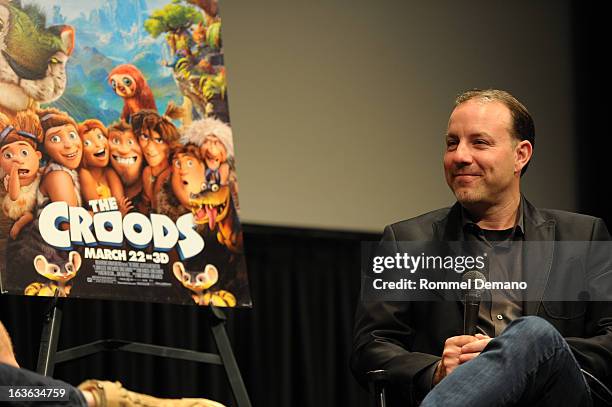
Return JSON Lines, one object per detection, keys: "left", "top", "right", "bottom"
{"left": 452, "top": 186, "right": 483, "bottom": 205}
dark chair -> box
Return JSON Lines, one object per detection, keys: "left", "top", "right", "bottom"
{"left": 367, "top": 370, "right": 389, "bottom": 407}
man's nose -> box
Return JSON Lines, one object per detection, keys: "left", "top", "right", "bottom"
{"left": 451, "top": 142, "right": 473, "bottom": 166}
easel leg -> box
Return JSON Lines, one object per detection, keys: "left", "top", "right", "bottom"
{"left": 36, "top": 296, "right": 62, "bottom": 376}
{"left": 209, "top": 306, "right": 252, "bottom": 407}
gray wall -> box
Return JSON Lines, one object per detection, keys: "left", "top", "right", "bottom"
{"left": 221, "top": 1, "right": 574, "bottom": 232}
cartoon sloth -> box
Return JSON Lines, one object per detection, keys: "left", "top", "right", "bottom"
{"left": 25, "top": 251, "right": 82, "bottom": 297}
{"left": 108, "top": 64, "right": 157, "bottom": 123}
{"left": 173, "top": 262, "right": 236, "bottom": 307}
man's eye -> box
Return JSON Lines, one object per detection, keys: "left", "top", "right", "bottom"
{"left": 112, "top": 138, "right": 120, "bottom": 145}
{"left": 51, "top": 135, "right": 61, "bottom": 143}
{"left": 174, "top": 160, "right": 181, "bottom": 168}
{"left": 21, "top": 149, "right": 29, "bottom": 157}
{"left": 140, "top": 134, "right": 149, "bottom": 141}
{"left": 84, "top": 140, "right": 92, "bottom": 147}
{"left": 4, "top": 152, "right": 13, "bottom": 159}
{"left": 69, "top": 132, "right": 78, "bottom": 140}
{"left": 154, "top": 138, "right": 164, "bottom": 144}
{"left": 98, "top": 133, "right": 105, "bottom": 140}
{"left": 128, "top": 139, "right": 134, "bottom": 145}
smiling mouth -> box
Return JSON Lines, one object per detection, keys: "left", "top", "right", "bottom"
{"left": 63, "top": 152, "right": 79, "bottom": 159}
{"left": 18, "top": 169, "right": 30, "bottom": 175}
{"left": 112, "top": 154, "right": 138, "bottom": 165}
{"left": 94, "top": 148, "right": 106, "bottom": 158}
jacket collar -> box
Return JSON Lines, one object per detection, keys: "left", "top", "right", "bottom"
{"left": 433, "top": 196, "right": 555, "bottom": 315}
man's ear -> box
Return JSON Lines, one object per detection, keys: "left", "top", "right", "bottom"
{"left": 514, "top": 140, "right": 533, "bottom": 174}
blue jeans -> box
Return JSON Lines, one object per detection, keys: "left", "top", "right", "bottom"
{"left": 0, "top": 363, "right": 86, "bottom": 406}
{"left": 421, "top": 316, "right": 592, "bottom": 407}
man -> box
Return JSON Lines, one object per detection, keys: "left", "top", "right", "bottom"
{"left": 0, "top": 321, "right": 225, "bottom": 406}
{"left": 351, "top": 89, "right": 612, "bottom": 406}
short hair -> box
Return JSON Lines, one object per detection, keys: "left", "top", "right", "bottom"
{"left": 455, "top": 89, "right": 535, "bottom": 175}
{"left": 78, "top": 119, "right": 108, "bottom": 139}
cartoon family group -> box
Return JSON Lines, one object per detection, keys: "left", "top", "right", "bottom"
{"left": 0, "top": 64, "right": 240, "bottom": 249}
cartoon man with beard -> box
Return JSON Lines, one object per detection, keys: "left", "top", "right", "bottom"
{"left": 107, "top": 121, "right": 144, "bottom": 212}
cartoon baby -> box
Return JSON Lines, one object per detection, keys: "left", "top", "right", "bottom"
{"left": 0, "top": 112, "right": 43, "bottom": 238}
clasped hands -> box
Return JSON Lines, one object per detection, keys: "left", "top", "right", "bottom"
{"left": 433, "top": 334, "right": 492, "bottom": 385}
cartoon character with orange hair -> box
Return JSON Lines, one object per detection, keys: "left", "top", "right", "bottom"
{"left": 108, "top": 64, "right": 157, "bottom": 123}
{"left": 77, "top": 119, "right": 131, "bottom": 213}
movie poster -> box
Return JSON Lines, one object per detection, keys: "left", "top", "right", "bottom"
{"left": 0, "top": 0, "right": 251, "bottom": 307}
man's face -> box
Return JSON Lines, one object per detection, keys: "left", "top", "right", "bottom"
{"left": 0, "top": 141, "right": 41, "bottom": 185}
{"left": 139, "top": 129, "right": 169, "bottom": 168}
{"left": 44, "top": 124, "right": 83, "bottom": 170}
{"left": 82, "top": 128, "right": 109, "bottom": 168}
{"left": 109, "top": 130, "right": 143, "bottom": 187}
{"left": 200, "top": 135, "right": 226, "bottom": 171}
{"left": 444, "top": 100, "right": 519, "bottom": 205}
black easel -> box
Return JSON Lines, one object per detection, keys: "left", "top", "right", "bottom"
{"left": 36, "top": 296, "right": 252, "bottom": 407}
